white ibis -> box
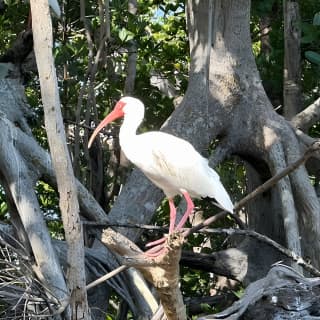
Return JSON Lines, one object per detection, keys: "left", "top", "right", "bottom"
{"left": 88, "top": 97, "right": 234, "bottom": 247}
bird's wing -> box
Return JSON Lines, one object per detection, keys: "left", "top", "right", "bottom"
{"left": 135, "top": 132, "right": 206, "bottom": 194}
{"left": 148, "top": 132, "right": 199, "bottom": 173}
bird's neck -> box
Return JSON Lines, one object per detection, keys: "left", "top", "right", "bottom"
{"left": 119, "top": 115, "right": 142, "bottom": 154}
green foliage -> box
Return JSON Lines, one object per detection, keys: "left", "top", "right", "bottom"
{"left": 313, "top": 12, "right": 320, "bottom": 25}
{"left": 305, "top": 50, "right": 320, "bottom": 65}
{"left": 35, "top": 181, "right": 63, "bottom": 239}
{"left": 181, "top": 266, "right": 211, "bottom": 296}
{"left": 298, "top": 4, "right": 320, "bottom": 106}
{"left": 1, "top": 0, "right": 320, "bottom": 318}
{"left": 0, "top": 1, "right": 28, "bottom": 56}
{"left": 233, "top": 287, "right": 245, "bottom": 299}
{"left": 302, "top": 10, "right": 320, "bottom": 72}
{"left": 0, "top": 187, "right": 8, "bottom": 220}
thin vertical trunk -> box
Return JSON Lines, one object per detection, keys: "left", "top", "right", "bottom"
{"left": 124, "top": 0, "right": 138, "bottom": 94}
{"left": 30, "top": 1, "right": 90, "bottom": 318}
{"left": 283, "top": 0, "right": 302, "bottom": 119}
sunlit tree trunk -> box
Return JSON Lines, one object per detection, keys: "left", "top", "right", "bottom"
{"left": 30, "top": 1, "right": 90, "bottom": 318}
{"left": 108, "top": 0, "right": 320, "bottom": 278}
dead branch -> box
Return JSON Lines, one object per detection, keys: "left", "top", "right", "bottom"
{"left": 0, "top": 89, "right": 69, "bottom": 311}
{"left": 291, "top": 97, "right": 320, "bottom": 132}
{"left": 0, "top": 236, "right": 69, "bottom": 318}
{"left": 201, "top": 228, "right": 320, "bottom": 277}
{"left": 86, "top": 265, "right": 128, "bottom": 291}
{"left": 30, "top": 1, "right": 89, "bottom": 317}
{"left": 199, "top": 264, "right": 320, "bottom": 319}
{"left": 101, "top": 228, "right": 187, "bottom": 320}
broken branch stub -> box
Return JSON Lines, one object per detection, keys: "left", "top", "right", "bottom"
{"left": 101, "top": 229, "right": 187, "bottom": 320}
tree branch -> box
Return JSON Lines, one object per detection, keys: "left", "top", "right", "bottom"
{"left": 201, "top": 228, "right": 320, "bottom": 277}
{"left": 291, "top": 97, "right": 320, "bottom": 132}
{"left": 30, "top": 1, "right": 90, "bottom": 318}
{"left": 101, "top": 228, "right": 187, "bottom": 320}
{"left": 86, "top": 265, "right": 128, "bottom": 291}
{"left": 124, "top": 0, "right": 137, "bottom": 94}
{"left": 235, "top": 140, "right": 320, "bottom": 210}
{"left": 0, "top": 92, "right": 69, "bottom": 311}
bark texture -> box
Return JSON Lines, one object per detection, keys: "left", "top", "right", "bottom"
{"left": 201, "top": 264, "right": 320, "bottom": 319}
{"left": 0, "top": 75, "right": 69, "bottom": 312}
{"left": 283, "top": 0, "right": 302, "bottom": 119}
{"left": 30, "top": 1, "right": 90, "bottom": 318}
{"left": 108, "top": 0, "right": 320, "bottom": 280}
{"left": 102, "top": 228, "right": 187, "bottom": 320}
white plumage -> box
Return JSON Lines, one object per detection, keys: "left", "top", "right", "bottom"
{"left": 122, "top": 131, "right": 232, "bottom": 209}
{"left": 88, "top": 97, "right": 233, "bottom": 237}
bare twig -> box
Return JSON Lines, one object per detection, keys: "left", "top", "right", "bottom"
{"left": 86, "top": 265, "right": 128, "bottom": 291}
{"left": 235, "top": 140, "right": 320, "bottom": 210}
{"left": 83, "top": 220, "right": 168, "bottom": 231}
{"left": 201, "top": 228, "right": 320, "bottom": 277}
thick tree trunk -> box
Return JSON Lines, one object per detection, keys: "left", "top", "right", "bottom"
{"left": 108, "top": 0, "right": 320, "bottom": 278}
{"left": 201, "top": 0, "right": 319, "bottom": 271}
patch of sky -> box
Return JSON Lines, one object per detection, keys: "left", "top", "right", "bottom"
{"left": 152, "top": 2, "right": 184, "bottom": 23}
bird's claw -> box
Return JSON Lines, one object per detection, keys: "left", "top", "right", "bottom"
{"left": 145, "top": 235, "right": 167, "bottom": 248}
{"left": 144, "top": 246, "right": 166, "bottom": 257}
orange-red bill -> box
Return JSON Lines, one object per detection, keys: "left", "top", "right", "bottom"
{"left": 88, "top": 108, "right": 124, "bottom": 148}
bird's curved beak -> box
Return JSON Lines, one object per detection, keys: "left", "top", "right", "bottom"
{"left": 88, "top": 107, "right": 124, "bottom": 148}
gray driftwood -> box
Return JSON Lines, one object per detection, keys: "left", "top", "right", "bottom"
{"left": 199, "top": 264, "right": 320, "bottom": 320}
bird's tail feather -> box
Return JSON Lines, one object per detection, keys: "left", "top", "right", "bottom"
{"left": 211, "top": 183, "right": 234, "bottom": 213}
{"left": 207, "top": 172, "right": 234, "bottom": 213}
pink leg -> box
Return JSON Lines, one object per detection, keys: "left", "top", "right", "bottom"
{"left": 145, "top": 244, "right": 166, "bottom": 257}
{"left": 176, "top": 191, "right": 194, "bottom": 230}
{"left": 145, "top": 193, "right": 193, "bottom": 254}
{"left": 168, "top": 198, "right": 177, "bottom": 233}
{"left": 145, "top": 198, "right": 176, "bottom": 248}
{"left": 145, "top": 237, "right": 165, "bottom": 247}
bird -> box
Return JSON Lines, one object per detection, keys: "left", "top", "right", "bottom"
{"left": 88, "top": 97, "right": 234, "bottom": 251}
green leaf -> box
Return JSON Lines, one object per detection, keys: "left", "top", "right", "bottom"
{"left": 233, "top": 287, "right": 245, "bottom": 298}
{"left": 0, "top": 202, "right": 7, "bottom": 215}
{"left": 313, "top": 12, "right": 320, "bottom": 26}
{"left": 305, "top": 51, "right": 320, "bottom": 65}
{"left": 200, "top": 303, "right": 213, "bottom": 312}
{"left": 118, "top": 28, "right": 134, "bottom": 42}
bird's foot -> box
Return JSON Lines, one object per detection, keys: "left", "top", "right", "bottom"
{"left": 145, "top": 236, "right": 167, "bottom": 248}
{"left": 144, "top": 231, "right": 185, "bottom": 258}
{"left": 143, "top": 237, "right": 166, "bottom": 257}
{"left": 144, "top": 244, "right": 166, "bottom": 257}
